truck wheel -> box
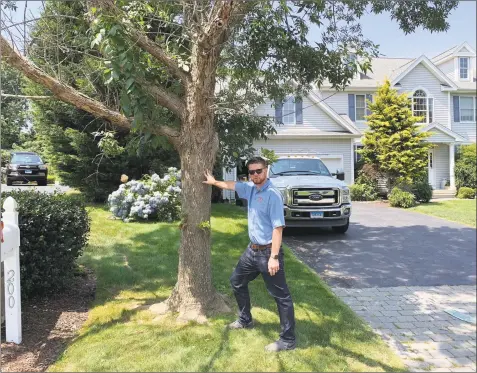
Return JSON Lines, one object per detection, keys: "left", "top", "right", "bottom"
{"left": 6, "top": 178, "right": 13, "bottom": 186}
{"left": 38, "top": 179, "right": 47, "bottom": 186}
{"left": 332, "top": 219, "right": 349, "bottom": 234}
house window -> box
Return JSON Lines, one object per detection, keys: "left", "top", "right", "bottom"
{"left": 282, "top": 97, "right": 295, "bottom": 125}
{"left": 355, "top": 94, "right": 366, "bottom": 121}
{"left": 459, "top": 57, "right": 469, "bottom": 80}
{"left": 355, "top": 144, "right": 363, "bottom": 163}
{"left": 412, "top": 90, "right": 433, "bottom": 124}
{"left": 460, "top": 96, "right": 476, "bottom": 122}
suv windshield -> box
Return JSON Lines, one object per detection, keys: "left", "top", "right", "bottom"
{"left": 270, "top": 159, "right": 331, "bottom": 177}
{"left": 11, "top": 154, "right": 43, "bottom": 164}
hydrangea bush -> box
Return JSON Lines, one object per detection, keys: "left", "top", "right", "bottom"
{"left": 108, "top": 167, "right": 182, "bottom": 222}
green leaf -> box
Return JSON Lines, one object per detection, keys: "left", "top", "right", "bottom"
{"left": 125, "top": 77, "right": 135, "bottom": 90}
{"left": 109, "top": 25, "right": 119, "bottom": 36}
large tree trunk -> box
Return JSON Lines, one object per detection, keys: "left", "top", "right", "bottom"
{"left": 149, "top": 41, "right": 230, "bottom": 322}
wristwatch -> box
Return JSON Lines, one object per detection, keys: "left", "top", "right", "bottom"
{"left": 271, "top": 254, "right": 279, "bottom": 260}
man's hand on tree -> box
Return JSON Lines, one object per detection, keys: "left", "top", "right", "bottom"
{"left": 203, "top": 170, "right": 217, "bottom": 186}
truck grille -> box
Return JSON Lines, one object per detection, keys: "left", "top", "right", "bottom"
{"left": 290, "top": 188, "right": 339, "bottom": 207}
{"left": 18, "top": 165, "right": 40, "bottom": 175}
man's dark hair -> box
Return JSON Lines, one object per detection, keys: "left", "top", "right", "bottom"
{"left": 246, "top": 156, "right": 268, "bottom": 168}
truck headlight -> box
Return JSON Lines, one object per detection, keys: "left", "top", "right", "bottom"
{"left": 8, "top": 164, "right": 18, "bottom": 170}
{"left": 277, "top": 188, "right": 288, "bottom": 204}
{"left": 38, "top": 165, "right": 47, "bottom": 170}
{"left": 342, "top": 187, "right": 351, "bottom": 203}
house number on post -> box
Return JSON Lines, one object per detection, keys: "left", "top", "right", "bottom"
{"left": 7, "top": 270, "right": 16, "bottom": 308}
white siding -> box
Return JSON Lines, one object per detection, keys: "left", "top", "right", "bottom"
{"left": 451, "top": 94, "right": 476, "bottom": 142}
{"left": 222, "top": 167, "right": 237, "bottom": 200}
{"left": 438, "top": 59, "right": 455, "bottom": 81}
{"left": 398, "top": 63, "right": 448, "bottom": 126}
{"left": 301, "top": 97, "right": 344, "bottom": 131}
{"left": 253, "top": 138, "right": 354, "bottom": 185}
{"left": 434, "top": 144, "right": 450, "bottom": 189}
{"left": 254, "top": 98, "right": 345, "bottom": 132}
{"left": 321, "top": 92, "right": 349, "bottom": 115}
{"left": 426, "top": 129, "right": 455, "bottom": 143}
{"left": 321, "top": 91, "right": 376, "bottom": 132}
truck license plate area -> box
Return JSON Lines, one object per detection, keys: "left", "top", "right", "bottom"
{"left": 310, "top": 211, "right": 324, "bottom": 219}
{"left": 24, "top": 170, "right": 32, "bottom": 174}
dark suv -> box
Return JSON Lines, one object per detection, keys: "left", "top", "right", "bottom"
{"left": 6, "top": 152, "right": 48, "bottom": 186}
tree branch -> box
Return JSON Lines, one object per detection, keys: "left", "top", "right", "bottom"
{"left": 136, "top": 78, "right": 185, "bottom": 120}
{"left": 91, "top": 0, "right": 191, "bottom": 84}
{"left": 205, "top": 0, "right": 256, "bottom": 40}
{"left": 1, "top": 35, "right": 181, "bottom": 147}
{"left": 1, "top": 35, "right": 132, "bottom": 131}
{"left": 1, "top": 93, "right": 53, "bottom": 100}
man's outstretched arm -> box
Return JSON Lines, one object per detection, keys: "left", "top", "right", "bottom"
{"left": 203, "top": 170, "right": 236, "bottom": 191}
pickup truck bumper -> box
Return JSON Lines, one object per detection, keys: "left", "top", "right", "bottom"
{"left": 284, "top": 204, "right": 351, "bottom": 228}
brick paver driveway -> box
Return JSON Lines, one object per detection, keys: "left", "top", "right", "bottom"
{"left": 284, "top": 202, "right": 476, "bottom": 372}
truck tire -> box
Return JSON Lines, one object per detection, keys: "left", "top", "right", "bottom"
{"left": 37, "top": 179, "right": 47, "bottom": 186}
{"left": 332, "top": 219, "right": 349, "bottom": 234}
{"left": 6, "top": 178, "right": 13, "bottom": 186}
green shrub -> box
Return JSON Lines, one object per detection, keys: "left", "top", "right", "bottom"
{"left": 457, "top": 187, "right": 476, "bottom": 199}
{"left": 47, "top": 174, "right": 56, "bottom": 184}
{"left": 412, "top": 179, "right": 433, "bottom": 203}
{"left": 455, "top": 144, "right": 476, "bottom": 189}
{"left": 351, "top": 165, "right": 380, "bottom": 201}
{"left": 350, "top": 183, "right": 378, "bottom": 201}
{"left": 1, "top": 191, "right": 90, "bottom": 299}
{"left": 388, "top": 187, "right": 416, "bottom": 208}
{"left": 1, "top": 149, "right": 12, "bottom": 167}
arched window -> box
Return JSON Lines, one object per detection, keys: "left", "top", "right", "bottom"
{"left": 412, "top": 89, "right": 433, "bottom": 124}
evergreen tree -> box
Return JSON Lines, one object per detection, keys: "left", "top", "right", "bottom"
{"left": 360, "top": 80, "right": 432, "bottom": 185}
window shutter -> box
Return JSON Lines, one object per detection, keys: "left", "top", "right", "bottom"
{"left": 366, "top": 94, "right": 372, "bottom": 116}
{"left": 275, "top": 99, "right": 283, "bottom": 124}
{"left": 295, "top": 97, "right": 303, "bottom": 124}
{"left": 453, "top": 96, "right": 460, "bottom": 122}
{"left": 348, "top": 94, "right": 355, "bottom": 121}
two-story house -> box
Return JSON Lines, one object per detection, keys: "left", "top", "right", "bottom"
{"left": 223, "top": 42, "right": 476, "bottom": 199}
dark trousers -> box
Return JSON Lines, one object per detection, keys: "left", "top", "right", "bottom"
{"left": 230, "top": 245, "right": 296, "bottom": 342}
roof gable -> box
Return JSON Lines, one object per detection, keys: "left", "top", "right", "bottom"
{"left": 422, "top": 123, "right": 468, "bottom": 143}
{"left": 391, "top": 55, "right": 457, "bottom": 90}
{"left": 433, "top": 42, "right": 476, "bottom": 65}
{"left": 306, "top": 91, "right": 361, "bottom": 135}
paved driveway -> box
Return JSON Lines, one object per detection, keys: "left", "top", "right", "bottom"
{"left": 284, "top": 202, "right": 476, "bottom": 288}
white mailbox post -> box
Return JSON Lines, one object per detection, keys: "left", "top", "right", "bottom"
{"left": 1, "top": 197, "right": 22, "bottom": 344}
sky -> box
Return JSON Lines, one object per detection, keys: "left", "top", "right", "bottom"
{"left": 2, "top": 0, "right": 477, "bottom": 59}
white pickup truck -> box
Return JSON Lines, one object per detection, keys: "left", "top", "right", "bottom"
{"left": 269, "top": 156, "right": 352, "bottom": 233}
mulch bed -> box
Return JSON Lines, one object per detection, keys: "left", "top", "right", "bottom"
{"left": 1, "top": 270, "right": 96, "bottom": 372}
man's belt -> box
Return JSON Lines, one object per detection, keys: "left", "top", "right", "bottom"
{"left": 250, "top": 243, "right": 272, "bottom": 250}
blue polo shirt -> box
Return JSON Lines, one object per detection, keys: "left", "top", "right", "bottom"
{"left": 235, "top": 179, "right": 285, "bottom": 245}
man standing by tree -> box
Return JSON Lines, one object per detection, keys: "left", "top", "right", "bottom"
{"left": 203, "top": 157, "right": 295, "bottom": 352}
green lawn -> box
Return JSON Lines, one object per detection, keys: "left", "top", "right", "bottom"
{"left": 49, "top": 204, "right": 404, "bottom": 372}
{"left": 410, "top": 199, "right": 476, "bottom": 227}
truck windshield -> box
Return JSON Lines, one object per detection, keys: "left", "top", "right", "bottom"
{"left": 270, "top": 159, "right": 331, "bottom": 177}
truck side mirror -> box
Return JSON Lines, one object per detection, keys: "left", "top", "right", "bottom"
{"left": 332, "top": 169, "right": 345, "bottom": 181}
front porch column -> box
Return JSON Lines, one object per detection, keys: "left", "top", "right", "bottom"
{"left": 449, "top": 144, "right": 455, "bottom": 189}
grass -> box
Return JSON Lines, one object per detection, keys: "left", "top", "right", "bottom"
{"left": 49, "top": 204, "right": 405, "bottom": 372}
{"left": 409, "top": 199, "right": 476, "bottom": 227}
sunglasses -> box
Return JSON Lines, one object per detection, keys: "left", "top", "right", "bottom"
{"left": 248, "top": 168, "right": 265, "bottom": 175}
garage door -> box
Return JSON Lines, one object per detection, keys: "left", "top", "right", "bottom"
{"left": 318, "top": 156, "right": 343, "bottom": 174}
